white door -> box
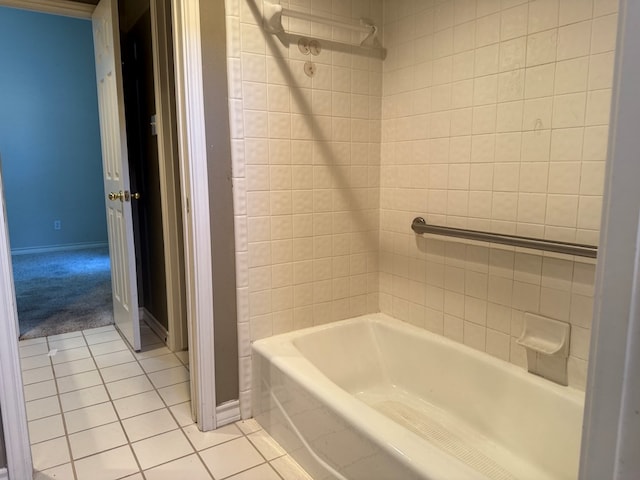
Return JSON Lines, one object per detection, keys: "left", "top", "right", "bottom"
{"left": 92, "top": 0, "right": 140, "bottom": 351}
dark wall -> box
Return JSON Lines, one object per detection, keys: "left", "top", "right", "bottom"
{"left": 120, "top": 2, "right": 168, "bottom": 329}
{"left": 199, "top": 0, "right": 239, "bottom": 405}
{"left": 0, "top": 410, "right": 5, "bottom": 468}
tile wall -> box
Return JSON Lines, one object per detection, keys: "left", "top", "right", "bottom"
{"left": 225, "top": 0, "right": 383, "bottom": 416}
{"left": 379, "top": 0, "right": 618, "bottom": 389}
{"left": 226, "top": 0, "right": 618, "bottom": 416}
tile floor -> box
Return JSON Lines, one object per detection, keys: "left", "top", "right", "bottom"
{"left": 19, "top": 323, "right": 312, "bottom": 480}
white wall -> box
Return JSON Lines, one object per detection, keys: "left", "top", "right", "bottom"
{"left": 379, "top": 0, "right": 618, "bottom": 389}
{"left": 226, "top": 0, "right": 618, "bottom": 415}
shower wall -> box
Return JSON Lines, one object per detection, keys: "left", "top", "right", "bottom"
{"left": 379, "top": 0, "right": 618, "bottom": 389}
{"left": 225, "top": 0, "right": 383, "bottom": 416}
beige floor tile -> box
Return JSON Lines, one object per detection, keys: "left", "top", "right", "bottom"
{"left": 60, "top": 384, "right": 109, "bottom": 412}
{"left": 132, "top": 430, "right": 194, "bottom": 470}
{"left": 235, "top": 419, "right": 262, "bottom": 435}
{"left": 56, "top": 370, "right": 103, "bottom": 394}
{"left": 270, "top": 455, "right": 314, "bottom": 480}
{"left": 48, "top": 330, "right": 83, "bottom": 341}
{"left": 169, "top": 402, "right": 194, "bottom": 427}
{"left": 89, "top": 339, "right": 129, "bottom": 357}
{"left": 23, "top": 380, "right": 57, "bottom": 402}
{"left": 33, "top": 462, "right": 75, "bottom": 480}
{"left": 85, "top": 330, "right": 122, "bottom": 345}
{"left": 31, "top": 437, "right": 70, "bottom": 471}
{"left": 20, "top": 342, "right": 49, "bottom": 358}
{"left": 100, "top": 361, "right": 144, "bottom": 383}
{"left": 182, "top": 423, "right": 242, "bottom": 451}
{"left": 147, "top": 365, "right": 189, "bottom": 389}
{"left": 53, "top": 358, "right": 96, "bottom": 378}
{"left": 200, "top": 437, "right": 264, "bottom": 480}
{"left": 48, "top": 336, "right": 87, "bottom": 352}
{"left": 50, "top": 346, "right": 91, "bottom": 364}
{"left": 94, "top": 349, "right": 136, "bottom": 369}
{"left": 105, "top": 375, "right": 153, "bottom": 400}
{"left": 122, "top": 475, "right": 144, "bottom": 480}
{"left": 29, "top": 414, "right": 65, "bottom": 444}
{"left": 121, "top": 408, "right": 178, "bottom": 442}
{"left": 139, "top": 354, "right": 183, "bottom": 373}
{"left": 175, "top": 350, "right": 189, "bottom": 365}
{"left": 248, "top": 429, "right": 286, "bottom": 461}
{"left": 64, "top": 402, "right": 118, "bottom": 434}
{"left": 132, "top": 345, "right": 171, "bottom": 361}
{"left": 69, "top": 422, "right": 128, "bottom": 459}
{"left": 158, "top": 382, "right": 190, "bottom": 406}
{"left": 113, "top": 390, "right": 165, "bottom": 419}
{"left": 228, "top": 463, "right": 281, "bottom": 480}
{"left": 26, "top": 395, "right": 61, "bottom": 421}
{"left": 19, "top": 337, "right": 47, "bottom": 347}
{"left": 83, "top": 325, "right": 116, "bottom": 336}
{"left": 20, "top": 354, "right": 51, "bottom": 371}
{"left": 22, "top": 365, "right": 54, "bottom": 385}
{"left": 144, "top": 454, "right": 213, "bottom": 480}
{"left": 74, "top": 445, "right": 139, "bottom": 480}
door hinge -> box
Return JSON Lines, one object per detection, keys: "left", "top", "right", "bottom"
{"left": 185, "top": 196, "right": 190, "bottom": 214}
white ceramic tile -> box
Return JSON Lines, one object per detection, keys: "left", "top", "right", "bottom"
{"left": 19, "top": 337, "right": 47, "bottom": 346}
{"left": 83, "top": 325, "right": 116, "bottom": 336}
{"left": 20, "top": 353, "right": 51, "bottom": 371}
{"left": 113, "top": 390, "right": 165, "bottom": 419}
{"left": 84, "top": 330, "right": 122, "bottom": 345}
{"left": 48, "top": 336, "right": 87, "bottom": 352}
{"left": 144, "top": 454, "right": 213, "bottom": 480}
{"left": 105, "top": 374, "right": 154, "bottom": 400}
{"left": 169, "top": 402, "right": 195, "bottom": 427}
{"left": 33, "top": 463, "right": 75, "bottom": 480}
{"left": 270, "top": 455, "right": 314, "bottom": 480}
{"left": 31, "top": 436, "right": 70, "bottom": 471}
{"left": 22, "top": 365, "right": 54, "bottom": 385}
{"left": 121, "top": 408, "right": 179, "bottom": 443}
{"left": 94, "top": 349, "right": 136, "bottom": 369}
{"left": 60, "top": 385, "right": 109, "bottom": 412}
{"left": 158, "top": 382, "right": 191, "bottom": 406}
{"left": 133, "top": 345, "right": 172, "bottom": 360}
{"left": 64, "top": 402, "right": 119, "bottom": 434}
{"left": 248, "top": 429, "right": 286, "bottom": 461}
{"left": 53, "top": 358, "right": 96, "bottom": 378}
{"left": 88, "top": 339, "right": 129, "bottom": 357}
{"left": 56, "top": 370, "right": 103, "bottom": 394}
{"left": 24, "top": 380, "right": 57, "bottom": 402}
{"left": 132, "top": 430, "right": 194, "bottom": 470}
{"left": 183, "top": 423, "right": 242, "bottom": 451}
{"left": 228, "top": 463, "right": 281, "bottom": 480}
{"left": 139, "top": 354, "right": 183, "bottom": 373}
{"left": 29, "top": 414, "right": 65, "bottom": 444}
{"left": 50, "top": 346, "right": 91, "bottom": 364}
{"left": 69, "top": 422, "right": 128, "bottom": 459}
{"left": 200, "top": 437, "right": 265, "bottom": 480}
{"left": 20, "top": 342, "right": 49, "bottom": 358}
{"left": 26, "top": 395, "right": 61, "bottom": 421}
{"left": 74, "top": 445, "right": 139, "bottom": 480}
{"left": 100, "top": 361, "right": 144, "bottom": 383}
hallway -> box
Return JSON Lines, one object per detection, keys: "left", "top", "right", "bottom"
{"left": 20, "top": 323, "right": 310, "bottom": 479}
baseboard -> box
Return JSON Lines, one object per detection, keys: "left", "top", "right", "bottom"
{"left": 216, "top": 400, "right": 241, "bottom": 427}
{"left": 140, "top": 307, "right": 168, "bottom": 344}
{"left": 0, "top": 467, "right": 7, "bottom": 480}
{"left": 11, "top": 242, "right": 108, "bottom": 256}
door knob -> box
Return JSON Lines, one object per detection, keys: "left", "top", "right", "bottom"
{"left": 108, "top": 191, "right": 123, "bottom": 201}
{"left": 108, "top": 191, "right": 140, "bottom": 202}
{"left": 131, "top": 192, "right": 141, "bottom": 200}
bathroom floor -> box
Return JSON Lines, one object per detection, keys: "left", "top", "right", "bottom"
{"left": 20, "top": 323, "right": 312, "bottom": 480}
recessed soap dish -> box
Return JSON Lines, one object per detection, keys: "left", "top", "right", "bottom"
{"left": 517, "top": 313, "right": 571, "bottom": 357}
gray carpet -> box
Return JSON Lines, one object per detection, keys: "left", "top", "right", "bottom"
{"left": 12, "top": 247, "right": 114, "bottom": 339}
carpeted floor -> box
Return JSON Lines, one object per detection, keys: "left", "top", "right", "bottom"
{"left": 12, "top": 246, "right": 114, "bottom": 339}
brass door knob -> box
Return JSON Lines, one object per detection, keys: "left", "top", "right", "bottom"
{"left": 108, "top": 191, "right": 122, "bottom": 201}
{"left": 131, "top": 192, "right": 141, "bottom": 200}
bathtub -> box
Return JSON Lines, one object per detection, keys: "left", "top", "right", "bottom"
{"left": 252, "top": 313, "right": 585, "bottom": 480}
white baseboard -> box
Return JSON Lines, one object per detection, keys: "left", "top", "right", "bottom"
{"left": 140, "top": 307, "right": 168, "bottom": 344}
{"left": 216, "top": 400, "right": 241, "bottom": 427}
{"left": 11, "top": 242, "right": 108, "bottom": 256}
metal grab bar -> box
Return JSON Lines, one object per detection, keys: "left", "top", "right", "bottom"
{"left": 411, "top": 217, "right": 598, "bottom": 258}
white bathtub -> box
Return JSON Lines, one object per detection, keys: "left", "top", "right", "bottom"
{"left": 252, "top": 313, "right": 585, "bottom": 480}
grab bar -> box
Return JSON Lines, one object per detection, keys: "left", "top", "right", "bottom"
{"left": 411, "top": 217, "right": 598, "bottom": 258}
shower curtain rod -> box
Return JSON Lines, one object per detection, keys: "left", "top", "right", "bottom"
{"left": 411, "top": 217, "right": 598, "bottom": 258}
{"left": 263, "top": 2, "right": 378, "bottom": 45}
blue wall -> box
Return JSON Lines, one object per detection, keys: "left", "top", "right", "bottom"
{"left": 0, "top": 7, "right": 107, "bottom": 251}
